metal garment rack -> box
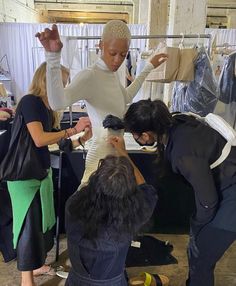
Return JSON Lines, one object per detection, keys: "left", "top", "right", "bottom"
{"left": 65, "top": 33, "right": 212, "bottom": 123}
{"left": 66, "top": 33, "right": 212, "bottom": 54}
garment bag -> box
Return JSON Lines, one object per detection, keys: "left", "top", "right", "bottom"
{"left": 215, "top": 52, "right": 236, "bottom": 128}
{"left": 171, "top": 48, "right": 218, "bottom": 116}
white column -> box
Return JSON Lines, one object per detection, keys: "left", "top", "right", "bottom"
{"left": 227, "top": 10, "right": 236, "bottom": 28}
{"left": 132, "top": 0, "right": 140, "bottom": 24}
{"left": 138, "top": 0, "right": 149, "bottom": 24}
{"left": 168, "top": 0, "right": 207, "bottom": 35}
{"left": 147, "top": 0, "right": 168, "bottom": 49}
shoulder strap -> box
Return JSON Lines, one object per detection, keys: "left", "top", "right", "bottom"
{"left": 172, "top": 112, "right": 236, "bottom": 169}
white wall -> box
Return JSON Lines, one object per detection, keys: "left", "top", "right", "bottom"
{"left": 0, "top": 0, "right": 40, "bottom": 22}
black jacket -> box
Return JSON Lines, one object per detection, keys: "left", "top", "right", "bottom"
{"left": 165, "top": 115, "right": 236, "bottom": 232}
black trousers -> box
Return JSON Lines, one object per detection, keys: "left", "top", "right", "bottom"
{"left": 186, "top": 225, "right": 236, "bottom": 286}
{"left": 0, "top": 183, "right": 16, "bottom": 262}
{"left": 17, "top": 191, "right": 54, "bottom": 271}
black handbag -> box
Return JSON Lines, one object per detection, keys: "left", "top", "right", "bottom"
{"left": 0, "top": 108, "right": 47, "bottom": 181}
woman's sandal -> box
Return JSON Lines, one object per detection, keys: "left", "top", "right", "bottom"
{"left": 33, "top": 264, "right": 56, "bottom": 276}
{"left": 129, "top": 272, "right": 169, "bottom": 286}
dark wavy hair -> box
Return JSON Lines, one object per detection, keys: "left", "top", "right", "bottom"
{"left": 124, "top": 99, "right": 173, "bottom": 137}
{"left": 124, "top": 99, "right": 174, "bottom": 176}
{"left": 66, "top": 155, "right": 150, "bottom": 240}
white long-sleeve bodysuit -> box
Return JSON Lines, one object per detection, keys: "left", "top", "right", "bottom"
{"left": 46, "top": 52, "right": 154, "bottom": 183}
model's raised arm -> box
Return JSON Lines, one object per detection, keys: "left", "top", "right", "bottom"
{"left": 36, "top": 24, "right": 90, "bottom": 110}
{"left": 125, "top": 53, "right": 168, "bottom": 102}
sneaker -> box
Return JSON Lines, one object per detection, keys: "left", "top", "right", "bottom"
{"left": 56, "top": 270, "right": 69, "bottom": 279}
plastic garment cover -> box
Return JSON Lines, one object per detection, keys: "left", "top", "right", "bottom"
{"left": 214, "top": 52, "right": 236, "bottom": 128}
{"left": 218, "top": 52, "right": 236, "bottom": 104}
{"left": 171, "top": 48, "right": 218, "bottom": 116}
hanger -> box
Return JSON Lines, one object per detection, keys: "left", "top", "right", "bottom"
{"left": 140, "top": 50, "right": 153, "bottom": 59}
{"left": 179, "top": 33, "right": 185, "bottom": 49}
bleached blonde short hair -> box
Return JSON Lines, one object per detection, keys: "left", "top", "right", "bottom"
{"left": 102, "top": 20, "right": 131, "bottom": 41}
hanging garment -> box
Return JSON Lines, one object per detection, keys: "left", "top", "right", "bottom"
{"left": 176, "top": 48, "right": 198, "bottom": 81}
{"left": 211, "top": 53, "right": 228, "bottom": 82}
{"left": 146, "top": 47, "right": 180, "bottom": 83}
{"left": 214, "top": 52, "right": 236, "bottom": 128}
{"left": 171, "top": 48, "right": 218, "bottom": 116}
{"left": 126, "top": 51, "right": 133, "bottom": 86}
{"left": 218, "top": 52, "right": 236, "bottom": 104}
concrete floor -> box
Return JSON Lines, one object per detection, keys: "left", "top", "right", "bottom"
{"left": 1, "top": 234, "right": 236, "bottom": 286}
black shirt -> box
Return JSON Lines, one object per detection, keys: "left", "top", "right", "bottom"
{"left": 19, "top": 94, "right": 53, "bottom": 169}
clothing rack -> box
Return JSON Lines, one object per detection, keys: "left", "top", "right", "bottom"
{"left": 65, "top": 33, "right": 212, "bottom": 123}
{"left": 67, "top": 33, "right": 212, "bottom": 55}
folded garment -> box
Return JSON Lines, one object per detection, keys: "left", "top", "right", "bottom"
{"left": 146, "top": 47, "right": 180, "bottom": 83}
{"left": 176, "top": 48, "right": 198, "bottom": 82}
{"left": 126, "top": 235, "right": 178, "bottom": 267}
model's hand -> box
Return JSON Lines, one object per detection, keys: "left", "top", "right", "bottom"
{"left": 108, "top": 135, "right": 127, "bottom": 156}
{"left": 74, "top": 117, "right": 91, "bottom": 134}
{"left": 35, "top": 24, "right": 63, "bottom": 52}
{"left": 150, "top": 53, "right": 168, "bottom": 68}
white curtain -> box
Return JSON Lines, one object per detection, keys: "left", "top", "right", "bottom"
{"left": 205, "top": 28, "right": 236, "bottom": 46}
{"left": 0, "top": 22, "right": 147, "bottom": 102}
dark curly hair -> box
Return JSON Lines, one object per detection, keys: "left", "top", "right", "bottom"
{"left": 66, "top": 155, "right": 150, "bottom": 240}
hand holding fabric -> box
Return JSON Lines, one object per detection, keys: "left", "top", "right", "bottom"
{"left": 108, "top": 135, "right": 127, "bottom": 157}
{"left": 74, "top": 117, "right": 91, "bottom": 134}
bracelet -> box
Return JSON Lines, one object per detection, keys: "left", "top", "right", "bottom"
{"left": 73, "top": 127, "right": 77, "bottom": 135}
{"left": 78, "top": 137, "right": 85, "bottom": 148}
{"left": 64, "top": 129, "right": 69, "bottom": 139}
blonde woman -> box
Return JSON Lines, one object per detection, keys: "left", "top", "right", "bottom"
{"left": 7, "top": 62, "right": 91, "bottom": 286}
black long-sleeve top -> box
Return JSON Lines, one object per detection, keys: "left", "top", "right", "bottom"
{"left": 165, "top": 115, "right": 236, "bottom": 229}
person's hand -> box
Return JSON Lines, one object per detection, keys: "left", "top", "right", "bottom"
{"left": 108, "top": 135, "right": 127, "bottom": 156}
{"left": 35, "top": 24, "right": 63, "bottom": 53}
{"left": 80, "top": 127, "right": 93, "bottom": 142}
{"left": 74, "top": 117, "right": 91, "bottom": 134}
{"left": 150, "top": 53, "right": 168, "bottom": 68}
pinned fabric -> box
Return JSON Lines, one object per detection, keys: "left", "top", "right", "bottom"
{"left": 102, "top": 114, "right": 124, "bottom": 130}
{"left": 146, "top": 47, "right": 180, "bottom": 83}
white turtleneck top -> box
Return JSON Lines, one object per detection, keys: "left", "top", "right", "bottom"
{"left": 45, "top": 51, "right": 155, "bottom": 183}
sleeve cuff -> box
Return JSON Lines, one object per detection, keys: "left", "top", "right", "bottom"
{"left": 45, "top": 51, "right": 61, "bottom": 67}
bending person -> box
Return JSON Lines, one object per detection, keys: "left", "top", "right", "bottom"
{"left": 36, "top": 20, "right": 167, "bottom": 183}
{"left": 6, "top": 62, "right": 91, "bottom": 286}
{"left": 122, "top": 99, "right": 236, "bottom": 286}
{"left": 65, "top": 141, "right": 165, "bottom": 285}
